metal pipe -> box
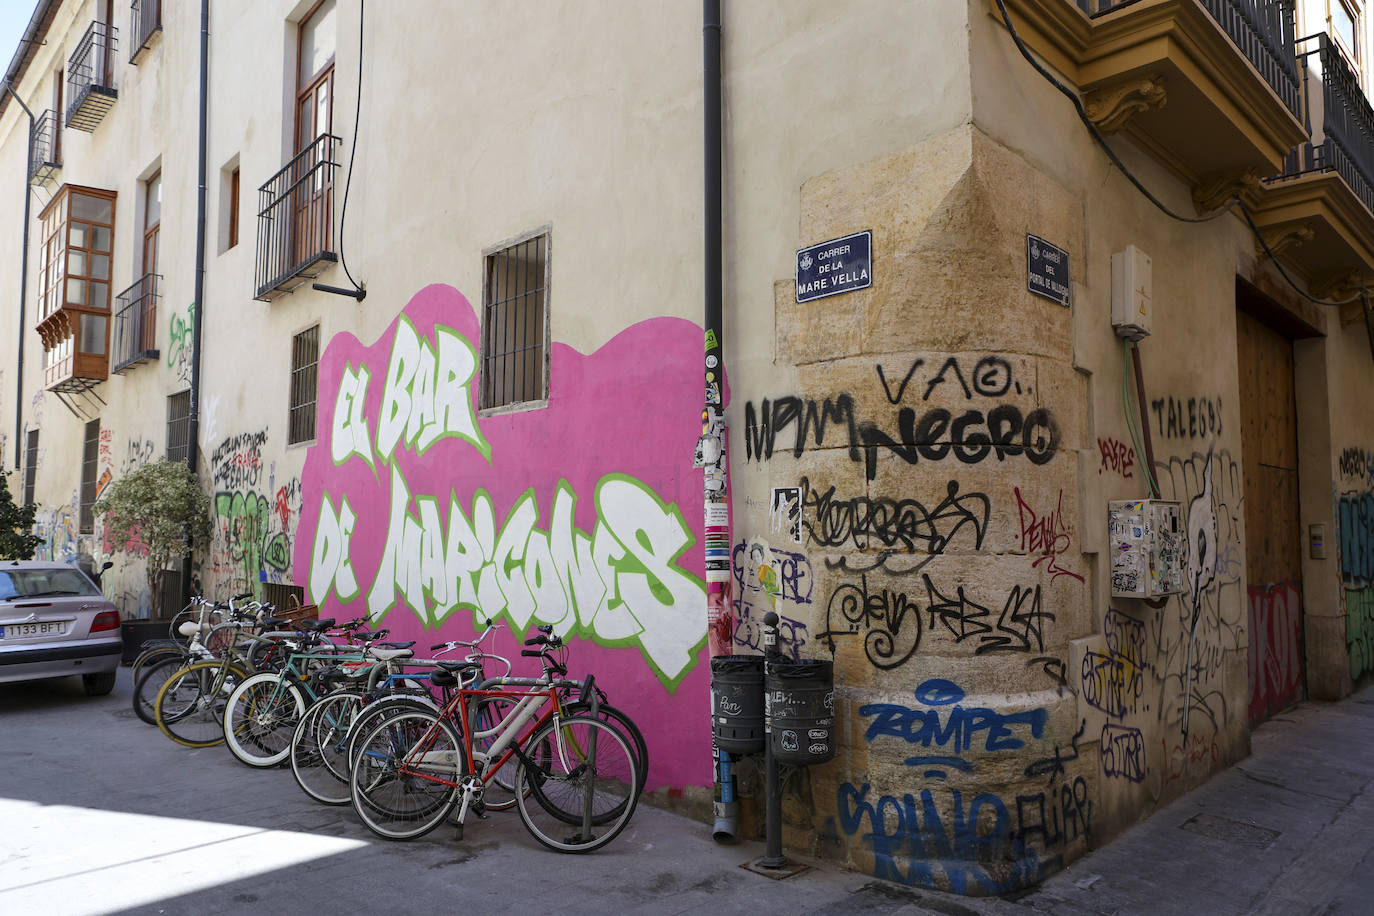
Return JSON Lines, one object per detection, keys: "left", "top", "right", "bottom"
{"left": 761, "top": 611, "right": 785, "bottom": 867}
{"left": 183, "top": 0, "right": 209, "bottom": 606}
{"left": 701, "top": 0, "right": 738, "bottom": 845}
{"left": 2, "top": 80, "right": 35, "bottom": 471}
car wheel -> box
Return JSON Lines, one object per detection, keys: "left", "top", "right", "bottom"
{"left": 83, "top": 671, "right": 118, "bottom": 697}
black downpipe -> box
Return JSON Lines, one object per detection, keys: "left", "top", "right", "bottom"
{"left": 182, "top": 0, "right": 209, "bottom": 605}
{"left": 703, "top": 0, "right": 739, "bottom": 845}
{"left": 3, "top": 82, "right": 34, "bottom": 470}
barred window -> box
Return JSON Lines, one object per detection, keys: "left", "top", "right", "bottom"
{"left": 166, "top": 390, "right": 190, "bottom": 463}
{"left": 289, "top": 325, "right": 320, "bottom": 444}
{"left": 482, "top": 229, "right": 549, "bottom": 410}
{"left": 80, "top": 420, "right": 100, "bottom": 533}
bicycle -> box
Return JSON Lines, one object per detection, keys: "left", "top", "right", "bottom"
{"left": 221, "top": 618, "right": 401, "bottom": 768}
{"left": 348, "top": 634, "right": 641, "bottom": 852}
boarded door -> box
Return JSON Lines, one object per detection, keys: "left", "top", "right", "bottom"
{"left": 1237, "top": 306, "right": 1304, "bottom": 724}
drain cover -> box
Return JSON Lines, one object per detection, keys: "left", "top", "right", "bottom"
{"left": 1179, "top": 813, "right": 1280, "bottom": 849}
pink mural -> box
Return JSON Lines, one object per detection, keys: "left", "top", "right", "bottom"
{"left": 294, "top": 284, "right": 711, "bottom": 789}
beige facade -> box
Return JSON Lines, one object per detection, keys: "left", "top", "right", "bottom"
{"left": 2, "top": 0, "right": 1372, "bottom": 895}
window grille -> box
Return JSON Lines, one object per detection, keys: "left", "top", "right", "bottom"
{"left": 80, "top": 420, "right": 100, "bottom": 533}
{"left": 166, "top": 390, "right": 190, "bottom": 463}
{"left": 289, "top": 325, "right": 320, "bottom": 445}
{"left": 482, "top": 231, "right": 549, "bottom": 410}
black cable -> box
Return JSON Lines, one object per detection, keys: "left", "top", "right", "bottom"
{"left": 337, "top": 0, "right": 364, "bottom": 294}
{"left": 993, "top": 0, "right": 1361, "bottom": 308}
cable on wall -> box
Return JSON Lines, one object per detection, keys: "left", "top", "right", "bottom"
{"left": 316, "top": 0, "right": 367, "bottom": 301}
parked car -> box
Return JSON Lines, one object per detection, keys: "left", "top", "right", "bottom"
{"left": 0, "top": 560, "right": 122, "bottom": 696}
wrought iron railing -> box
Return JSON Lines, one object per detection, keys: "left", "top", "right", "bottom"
{"left": 112, "top": 273, "right": 160, "bottom": 373}
{"left": 1071, "top": 1, "right": 1301, "bottom": 120}
{"left": 66, "top": 20, "right": 118, "bottom": 131}
{"left": 254, "top": 133, "right": 340, "bottom": 300}
{"left": 1276, "top": 34, "right": 1374, "bottom": 217}
{"left": 28, "top": 109, "right": 61, "bottom": 184}
{"left": 130, "top": 0, "right": 161, "bottom": 63}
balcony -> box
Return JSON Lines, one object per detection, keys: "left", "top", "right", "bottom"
{"left": 1253, "top": 34, "right": 1374, "bottom": 302}
{"left": 254, "top": 133, "right": 340, "bottom": 301}
{"left": 995, "top": 0, "right": 1307, "bottom": 197}
{"left": 28, "top": 109, "right": 61, "bottom": 185}
{"left": 36, "top": 185, "right": 115, "bottom": 395}
{"left": 129, "top": 0, "right": 161, "bottom": 64}
{"left": 66, "top": 21, "right": 118, "bottom": 132}
{"left": 112, "top": 274, "right": 161, "bottom": 373}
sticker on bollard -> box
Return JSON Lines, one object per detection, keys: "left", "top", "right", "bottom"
{"left": 766, "top": 658, "right": 835, "bottom": 764}
{"left": 711, "top": 655, "right": 765, "bottom": 754}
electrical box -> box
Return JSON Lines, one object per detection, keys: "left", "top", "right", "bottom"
{"left": 1109, "top": 499, "right": 1186, "bottom": 598}
{"left": 1111, "top": 245, "right": 1152, "bottom": 340}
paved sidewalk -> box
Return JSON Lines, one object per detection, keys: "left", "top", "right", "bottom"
{"left": 1, "top": 669, "right": 1370, "bottom": 915}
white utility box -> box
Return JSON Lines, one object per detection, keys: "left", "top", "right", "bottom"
{"left": 1109, "top": 499, "right": 1186, "bottom": 598}
{"left": 1111, "top": 245, "right": 1152, "bottom": 340}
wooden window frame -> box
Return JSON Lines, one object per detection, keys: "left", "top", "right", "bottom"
{"left": 228, "top": 167, "right": 240, "bottom": 249}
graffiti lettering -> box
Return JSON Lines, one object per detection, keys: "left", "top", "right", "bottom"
{"left": 1338, "top": 490, "right": 1374, "bottom": 588}
{"left": 375, "top": 318, "right": 488, "bottom": 461}
{"left": 744, "top": 396, "right": 1059, "bottom": 481}
{"left": 800, "top": 477, "right": 988, "bottom": 567}
{"left": 1097, "top": 436, "right": 1134, "bottom": 478}
{"left": 859, "top": 678, "right": 1047, "bottom": 760}
{"left": 1162, "top": 731, "right": 1219, "bottom": 785}
{"left": 1014, "top": 486, "right": 1083, "bottom": 583}
{"left": 211, "top": 431, "right": 268, "bottom": 491}
{"left": 343, "top": 464, "right": 706, "bottom": 681}
{"left": 1081, "top": 608, "right": 1145, "bottom": 719}
{"left": 1100, "top": 723, "right": 1145, "bottom": 782}
{"left": 1347, "top": 586, "right": 1374, "bottom": 681}
{"left": 1339, "top": 447, "right": 1374, "bottom": 487}
{"left": 1247, "top": 580, "right": 1302, "bottom": 724}
{"left": 1149, "top": 395, "right": 1223, "bottom": 440}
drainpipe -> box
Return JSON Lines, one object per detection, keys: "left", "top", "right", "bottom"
{"left": 2, "top": 81, "right": 34, "bottom": 471}
{"left": 182, "top": 0, "right": 209, "bottom": 606}
{"left": 699, "top": 0, "right": 738, "bottom": 844}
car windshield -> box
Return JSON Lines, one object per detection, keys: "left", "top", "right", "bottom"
{"left": 0, "top": 568, "right": 102, "bottom": 601}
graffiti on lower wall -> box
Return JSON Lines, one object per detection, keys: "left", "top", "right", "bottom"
{"left": 729, "top": 538, "right": 811, "bottom": 661}
{"left": 293, "top": 284, "right": 709, "bottom": 789}
{"left": 1336, "top": 468, "right": 1374, "bottom": 681}
{"left": 205, "top": 431, "right": 300, "bottom": 599}
{"left": 833, "top": 679, "right": 1088, "bottom": 894}
{"left": 1247, "top": 580, "right": 1303, "bottom": 723}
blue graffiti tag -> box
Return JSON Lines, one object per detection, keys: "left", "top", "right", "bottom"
{"left": 859, "top": 679, "right": 1048, "bottom": 771}
{"left": 1339, "top": 491, "right": 1374, "bottom": 588}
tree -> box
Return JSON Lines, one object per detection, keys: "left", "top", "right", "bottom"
{"left": 0, "top": 471, "right": 41, "bottom": 560}
{"left": 94, "top": 459, "right": 212, "bottom": 618}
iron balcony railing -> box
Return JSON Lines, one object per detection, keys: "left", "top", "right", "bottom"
{"left": 28, "top": 109, "right": 61, "bottom": 184}
{"left": 130, "top": 0, "right": 162, "bottom": 64}
{"left": 254, "top": 133, "right": 340, "bottom": 301}
{"left": 1276, "top": 34, "right": 1374, "bottom": 218}
{"left": 112, "top": 273, "right": 160, "bottom": 373}
{"left": 1073, "top": 0, "right": 1302, "bottom": 120}
{"left": 66, "top": 20, "right": 118, "bottom": 131}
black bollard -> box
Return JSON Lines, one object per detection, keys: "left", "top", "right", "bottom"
{"left": 761, "top": 611, "right": 786, "bottom": 868}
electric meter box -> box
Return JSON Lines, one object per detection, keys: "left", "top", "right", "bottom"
{"left": 1109, "top": 499, "right": 1186, "bottom": 598}
{"left": 1111, "top": 245, "right": 1152, "bottom": 340}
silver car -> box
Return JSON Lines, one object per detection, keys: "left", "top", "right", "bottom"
{"left": 0, "top": 560, "right": 123, "bottom": 696}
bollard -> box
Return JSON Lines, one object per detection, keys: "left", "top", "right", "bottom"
{"left": 761, "top": 611, "right": 785, "bottom": 868}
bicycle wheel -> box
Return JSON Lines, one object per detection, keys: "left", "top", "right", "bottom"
{"left": 515, "top": 715, "right": 639, "bottom": 853}
{"left": 345, "top": 695, "right": 438, "bottom": 773}
{"left": 222, "top": 673, "right": 309, "bottom": 768}
{"left": 131, "top": 643, "right": 184, "bottom": 684}
{"left": 350, "top": 710, "right": 463, "bottom": 840}
{"left": 560, "top": 701, "right": 649, "bottom": 796}
{"left": 291, "top": 690, "right": 365, "bottom": 805}
{"left": 155, "top": 661, "right": 250, "bottom": 747}
{"left": 132, "top": 654, "right": 186, "bottom": 725}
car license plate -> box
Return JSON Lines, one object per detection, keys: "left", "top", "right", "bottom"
{"left": 0, "top": 622, "right": 65, "bottom": 638}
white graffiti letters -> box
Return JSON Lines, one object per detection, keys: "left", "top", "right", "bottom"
{"left": 310, "top": 494, "right": 360, "bottom": 603}
{"left": 359, "top": 464, "right": 705, "bottom": 678}
{"left": 332, "top": 364, "right": 375, "bottom": 468}
{"left": 376, "top": 319, "right": 488, "bottom": 461}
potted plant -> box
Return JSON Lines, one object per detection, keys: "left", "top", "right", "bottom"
{"left": 0, "top": 471, "right": 41, "bottom": 560}
{"left": 93, "top": 459, "right": 212, "bottom": 657}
